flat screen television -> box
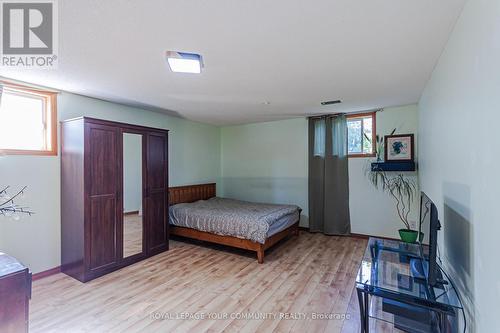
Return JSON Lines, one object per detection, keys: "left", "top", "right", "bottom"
{"left": 418, "top": 192, "right": 441, "bottom": 286}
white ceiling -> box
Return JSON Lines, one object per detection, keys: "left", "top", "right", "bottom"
{"left": 0, "top": 0, "right": 465, "bottom": 125}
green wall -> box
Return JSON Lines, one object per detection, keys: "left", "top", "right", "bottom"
{"left": 418, "top": 0, "right": 500, "bottom": 329}
{"left": 0, "top": 92, "right": 221, "bottom": 273}
{"left": 220, "top": 105, "right": 419, "bottom": 236}
{"left": 349, "top": 105, "right": 419, "bottom": 237}
{"left": 221, "top": 118, "right": 309, "bottom": 226}
{"left": 0, "top": 89, "right": 419, "bottom": 274}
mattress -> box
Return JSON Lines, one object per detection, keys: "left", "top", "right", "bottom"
{"left": 267, "top": 211, "right": 300, "bottom": 237}
{"left": 169, "top": 197, "right": 300, "bottom": 244}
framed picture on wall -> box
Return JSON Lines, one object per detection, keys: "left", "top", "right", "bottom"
{"left": 384, "top": 134, "right": 414, "bottom": 162}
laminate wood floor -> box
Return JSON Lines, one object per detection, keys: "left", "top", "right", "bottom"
{"left": 123, "top": 213, "right": 143, "bottom": 258}
{"left": 30, "top": 232, "right": 399, "bottom": 333}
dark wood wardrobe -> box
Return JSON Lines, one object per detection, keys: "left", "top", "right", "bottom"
{"left": 60, "top": 117, "right": 169, "bottom": 282}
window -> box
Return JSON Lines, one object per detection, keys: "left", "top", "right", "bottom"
{"left": 347, "top": 112, "right": 376, "bottom": 157}
{"left": 0, "top": 83, "right": 57, "bottom": 155}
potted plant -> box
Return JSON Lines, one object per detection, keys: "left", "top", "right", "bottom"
{"left": 366, "top": 128, "right": 395, "bottom": 162}
{"left": 367, "top": 168, "right": 419, "bottom": 243}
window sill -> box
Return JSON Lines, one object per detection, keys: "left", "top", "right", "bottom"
{"left": 348, "top": 153, "right": 376, "bottom": 158}
{"left": 0, "top": 149, "right": 58, "bottom": 156}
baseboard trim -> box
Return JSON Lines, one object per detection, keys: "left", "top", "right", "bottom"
{"left": 349, "top": 233, "right": 370, "bottom": 239}
{"left": 32, "top": 266, "right": 61, "bottom": 281}
{"left": 350, "top": 232, "right": 400, "bottom": 241}
{"left": 29, "top": 233, "right": 395, "bottom": 281}
{"left": 300, "top": 228, "right": 399, "bottom": 241}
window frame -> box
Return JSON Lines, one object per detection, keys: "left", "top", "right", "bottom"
{"left": 346, "top": 111, "right": 376, "bottom": 158}
{"left": 0, "top": 81, "right": 58, "bottom": 156}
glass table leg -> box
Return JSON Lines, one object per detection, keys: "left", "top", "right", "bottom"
{"left": 364, "top": 291, "right": 369, "bottom": 332}
{"left": 357, "top": 288, "right": 369, "bottom": 333}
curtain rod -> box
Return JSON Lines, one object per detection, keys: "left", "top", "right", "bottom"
{"left": 308, "top": 108, "right": 383, "bottom": 119}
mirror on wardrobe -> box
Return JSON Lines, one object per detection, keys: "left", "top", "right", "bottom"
{"left": 122, "top": 133, "right": 143, "bottom": 258}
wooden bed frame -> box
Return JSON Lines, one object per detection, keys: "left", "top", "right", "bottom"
{"left": 168, "top": 183, "right": 300, "bottom": 263}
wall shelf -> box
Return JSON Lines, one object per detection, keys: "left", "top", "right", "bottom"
{"left": 371, "top": 161, "right": 416, "bottom": 172}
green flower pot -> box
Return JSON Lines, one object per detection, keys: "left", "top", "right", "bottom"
{"left": 398, "top": 229, "right": 418, "bottom": 243}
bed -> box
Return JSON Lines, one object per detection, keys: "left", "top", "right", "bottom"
{"left": 168, "top": 183, "right": 301, "bottom": 263}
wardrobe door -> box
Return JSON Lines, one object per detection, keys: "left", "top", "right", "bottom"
{"left": 145, "top": 132, "right": 169, "bottom": 254}
{"left": 85, "top": 122, "right": 120, "bottom": 274}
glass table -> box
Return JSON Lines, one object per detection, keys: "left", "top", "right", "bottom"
{"left": 356, "top": 238, "right": 462, "bottom": 333}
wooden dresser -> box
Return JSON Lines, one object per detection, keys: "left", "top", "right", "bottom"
{"left": 0, "top": 253, "right": 31, "bottom": 333}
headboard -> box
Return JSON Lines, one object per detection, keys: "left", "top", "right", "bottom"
{"left": 168, "top": 183, "right": 216, "bottom": 205}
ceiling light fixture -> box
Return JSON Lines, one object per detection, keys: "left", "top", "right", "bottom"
{"left": 166, "top": 51, "right": 203, "bottom": 74}
{"left": 321, "top": 100, "right": 342, "bottom": 105}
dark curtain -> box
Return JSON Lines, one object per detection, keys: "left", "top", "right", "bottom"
{"left": 308, "top": 115, "right": 351, "bottom": 235}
